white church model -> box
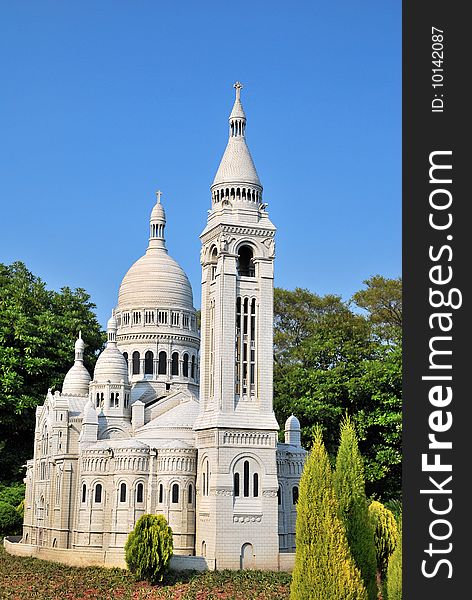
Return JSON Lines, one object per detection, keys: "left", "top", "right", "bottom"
{"left": 20, "top": 83, "right": 306, "bottom": 570}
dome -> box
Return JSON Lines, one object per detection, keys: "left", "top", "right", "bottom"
{"left": 62, "top": 363, "right": 91, "bottom": 396}
{"left": 118, "top": 248, "right": 194, "bottom": 311}
{"left": 285, "top": 414, "right": 301, "bottom": 430}
{"left": 93, "top": 346, "right": 129, "bottom": 383}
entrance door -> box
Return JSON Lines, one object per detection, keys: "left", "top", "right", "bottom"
{"left": 240, "top": 542, "right": 255, "bottom": 569}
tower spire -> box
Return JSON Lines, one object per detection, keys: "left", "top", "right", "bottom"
{"left": 148, "top": 190, "right": 167, "bottom": 251}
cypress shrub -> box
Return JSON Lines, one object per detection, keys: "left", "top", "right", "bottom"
{"left": 124, "top": 514, "right": 173, "bottom": 584}
{"left": 0, "top": 501, "right": 23, "bottom": 536}
{"left": 368, "top": 501, "right": 399, "bottom": 576}
{"left": 386, "top": 517, "right": 402, "bottom": 600}
{"left": 334, "top": 416, "right": 378, "bottom": 600}
{"left": 290, "top": 427, "right": 368, "bottom": 600}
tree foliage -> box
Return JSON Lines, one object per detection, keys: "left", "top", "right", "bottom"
{"left": 0, "top": 501, "right": 23, "bottom": 536}
{"left": 273, "top": 283, "right": 402, "bottom": 500}
{"left": 0, "top": 262, "right": 105, "bottom": 482}
{"left": 386, "top": 516, "right": 402, "bottom": 600}
{"left": 334, "top": 417, "right": 378, "bottom": 600}
{"left": 290, "top": 428, "right": 367, "bottom": 600}
{"left": 125, "top": 514, "right": 173, "bottom": 584}
{"left": 368, "top": 500, "right": 399, "bottom": 577}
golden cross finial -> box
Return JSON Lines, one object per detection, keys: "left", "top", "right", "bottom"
{"left": 156, "top": 190, "right": 163, "bottom": 204}
{"left": 234, "top": 81, "right": 243, "bottom": 101}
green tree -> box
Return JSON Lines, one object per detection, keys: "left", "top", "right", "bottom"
{"left": 0, "top": 262, "right": 105, "bottom": 482}
{"left": 290, "top": 428, "right": 367, "bottom": 600}
{"left": 334, "top": 416, "right": 378, "bottom": 600}
{"left": 0, "top": 501, "right": 23, "bottom": 536}
{"left": 125, "top": 514, "right": 173, "bottom": 584}
{"left": 368, "top": 501, "right": 399, "bottom": 578}
{"left": 273, "top": 285, "right": 402, "bottom": 501}
{"left": 386, "top": 516, "right": 402, "bottom": 600}
{"left": 352, "top": 275, "right": 402, "bottom": 343}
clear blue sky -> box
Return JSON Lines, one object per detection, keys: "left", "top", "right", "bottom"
{"left": 0, "top": 1, "right": 400, "bottom": 327}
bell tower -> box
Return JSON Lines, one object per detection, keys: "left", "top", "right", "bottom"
{"left": 194, "top": 83, "right": 279, "bottom": 570}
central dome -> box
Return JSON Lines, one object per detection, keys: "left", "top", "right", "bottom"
{"left": 118, "top": 248, "right": 193, "bottom": 310}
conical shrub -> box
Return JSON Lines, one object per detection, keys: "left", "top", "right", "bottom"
{"left": 290, "top": 427, "right": 368, "bottom": 600}
{"left": 368, "top": 500, "right": 399, "bottom": 577}
{"left": 334, "top": 416, "right": 378, "bottom": 600}
{"left": 125, "top": 514, "right": 173, "bottom": 584}
{"left": 386, "top": 516, "right": 402, "bottom": 600}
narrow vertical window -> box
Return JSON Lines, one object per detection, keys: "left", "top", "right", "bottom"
{"left": 292, "top": 486, "right": 299, "bottom": 505}
{"left": 158, "top": 351, "right": 167, "bottom": 375}
{"left": 136, "top": 483, "right": 144, "bottom": 503}
{"left": 183, "top": 353, "right": 189, "bottom": 377}
{"left": 159, "top": 483, "right": 163, "bottom": 503}
{"left": 234, "top": 472, "right": 240, "bottom": 497}
{"left": 243, "top": 460, "right": 250, "bottom": 497}
{"left": 132, "top": 351, "right": 140, "bottom": 375}
{"left": 172, "top": 483, "right": 179, "bottom": 504}
{"left": 278, "top": 486, "right": 281, "bottom": 506}
{"left": 253, "top": 473, "right": 259, "bottom": 497}
{"left": 188, "top": 484, "right": 193, "bottom": 504}
{"left": 235, "top": 297, "right": 241, "bottom": 395}
{"left": 191, "top": 355, "right": 196, "bottom": 379}
{"left": 171, "top": 352, "right": 179, "bottom": 376}
{"left": 94, "top": 483, "right": 102, "bottom": 503}
{"left": 120, "top": 482, "right": 127, "bottom": 503}
{"left": 82, "top": 483, "right": 87, "bottom": 503}
{"left": 144, "top": 351, "right": 153, "bottom": 375}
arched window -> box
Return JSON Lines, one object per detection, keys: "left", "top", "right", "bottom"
{"left": 82, "top": 483, "right": 87, "bottom": 503}
{"left": 172, "top": 483, "right": 179, "bottom": 504}
{"left": 171, "top": 352, "right": 179, "bottom": 376}
{"left": 159, "top": 483, "right": 163, "bottom": 503}
{"left": 243, "top": 460, "right": 250, "bottom": 497}
{"left": 191, "top": 355, "right": 196, "bottom": 379}
{"left": 120, "top": 483, "right": 127, "bottom": 503}
{"left": 123, "top": 352, "right": 128, "bottom": 366}
{"left": 292, "top": 486, "right": 299, "bottom": 505}
{"left": 202, "top": 459, "right": 210, "bottom": 496}
{"left": 234, "top": 472, "right": 240, "bottom": 497}
{"left": 132, "top": 351, "right": 140, "bottom": 375}
{"left": 144, "top": 351, "right": 153, "bottom": 375}
{"left": 237, "top": 245, "right": 255, "bottom": 277}
{"left": 188, "top": 484, "right": 193, "bottom": 504}
{"left": 158, "top": 351, "right": 167, "bottom": 375}
{"left": 94, "top": 483, "right": 102, "bottom": 503}
{"left": 253, "top": 473, "right": 259, "bottom": 497}
{"left": 210, "top": 246, "right": 218, "bottom": 281}
{"left": 110, "top": 392, "right": 115, "bottom": 407}
{"left": 96, "top": 393, "right": 100, "bottom": 408}
{"left": 136, "top": 482, "right": 144, "bottom": 504}
{"left": 183, "top": 353, "right": 189, "bottom": 377}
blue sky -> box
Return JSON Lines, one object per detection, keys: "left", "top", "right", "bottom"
{"left": 0, "top": 1, "right": 400, "bottom": 327}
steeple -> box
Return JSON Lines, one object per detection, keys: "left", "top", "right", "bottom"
{"left": 211, "top": 83, "right": 262, "bottom": 205}
{"left": 148, "top": 190, "right": 167, "bottom": 251}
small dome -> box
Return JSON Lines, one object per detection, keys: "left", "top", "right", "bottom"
{"left": 118, "top": 250, "right": 194, "bottom": 311}
{"left": 62, "top": 363, "right": 91, "bottom": 396}
{"left": 93, "top": 346, "right": 129, "bottom": 384}
{"left": 107, "top": 314, "right": 117, "bottom": 331}
{"left": 285, "top": 414, "right": 301, "bottom": 430}
{"left": 150, "top": 201, "right": 166, "bottom": 221}
{"left": 75, "top": 335, "right": 85, "bottom": 352}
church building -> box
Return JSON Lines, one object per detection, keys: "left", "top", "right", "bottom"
{"left": 20, "top": 83, "right": 306, "bottom": 570}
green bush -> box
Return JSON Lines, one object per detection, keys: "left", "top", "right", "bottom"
{"left": 0, "top": 501, "right": 23, "bottom": 536}
{"left": 0, "top": 483, "right": 25, "bottom": 507}
{"left": 290, "top": 427, "right": 367, "bottom": 600}
{"left": 368, "top": 500, "right": 399, "bottom": 576}
{"left": 334, "top": 416, "right": 378, "bottom": 600}
{"left": 16, "top": 499, "right": 25, "bottom": 519}
{"left": 124, "top": 514, "right": 173, "bottom": 584}
{"left": 386, "top": 517, "right": 402, "bottom": 600}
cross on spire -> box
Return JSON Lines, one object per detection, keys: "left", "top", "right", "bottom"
{"left": 156, "top": 190, "right": 163, "bottom": 204}
{"left": 233, "top": 81, "right": 243, "bottom": 101}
